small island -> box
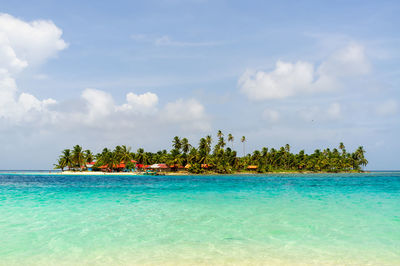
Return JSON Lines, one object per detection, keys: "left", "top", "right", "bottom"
{"left": 54, "top": 130, "right": 368, "bottom": 175}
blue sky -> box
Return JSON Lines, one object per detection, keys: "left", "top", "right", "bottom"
{"left": 0, "top": 0, "right": 399, "bottom": 169}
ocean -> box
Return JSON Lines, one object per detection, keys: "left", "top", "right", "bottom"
{"left": 0, "top": 172, "right": 399, "bottom": 265}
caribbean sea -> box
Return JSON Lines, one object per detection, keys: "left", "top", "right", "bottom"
{"left": 0, "top": 172, "right": 399, "bottom": 265}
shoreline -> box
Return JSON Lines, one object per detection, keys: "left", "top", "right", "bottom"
{"left": 0, "top": 170, "right": 368, "bottom": 176}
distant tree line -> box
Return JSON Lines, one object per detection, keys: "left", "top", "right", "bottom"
{"left": 55, "top": 130, "right": 368, "bottom": 173}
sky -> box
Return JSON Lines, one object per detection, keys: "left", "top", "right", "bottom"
{"left": 0, "top": 0, "right": 399, "bottom": 170}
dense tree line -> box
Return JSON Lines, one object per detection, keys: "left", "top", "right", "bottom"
{"left": 55, "top": 130, "right": 368, "bottom": 173}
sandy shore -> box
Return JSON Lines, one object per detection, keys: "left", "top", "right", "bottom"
{"left": 0, "top": 171, "right": 190, "bottom": 176}
{"left": 0, "top": 170, "right": 366, "bottom": 176}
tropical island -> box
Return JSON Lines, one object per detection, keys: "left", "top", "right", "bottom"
{"left": 54, "top": 130, "right": 368, "bottom": 174}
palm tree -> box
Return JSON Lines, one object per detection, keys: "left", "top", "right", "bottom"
{"left": 198, "top": 138, "right": 208, "bottom": 164}
{"left": 285, "top": 144, "right": 290, "bottom": 153}
{"left": 170, "top": 149, "right": 182, "bottom": 168}
{"left": 261, "top": 147, "right": 268, "bottom": 157}
{"left": 106, "top": 151, "right": 119, "bottom": 172}
{"left": 114, "top": 145, "right": 122, "bottom": 157}
{"left": 54, "top": 158, "right": 66, "bottom": 171}
{"left": 339, "top": 142, "right": 346, "bottom": 156}
{"left": 60, "top": 149, "right": 73, "bottom": 170}
{"left": 172, "top": 136, "right": 181, "bottom": 152}
{"left": 297, "top": 150, "right": 306, "bottom": 170}
{"left": 84, "top": 150, "right": 94, "bottom": 164}
{"left": 188, "top": 147, "right": 198, "bottom": 164}
{"left": 241, "top": 136, "right": 246, "bottom": 157}
{"left": 54, "top": 160, "right": 66, "bottom": 171}
{"left": 284, "top": 144, "right": 290, "bottom": 169}
{"left": 120, "top": 145, "right": 132, "bottom": 165}
{"left": 198, "top": 138, "right": 207, "bottom": 151}
{"left": 261, "top": 147, "right": 268, "bottom": 170}
{"left": 217, "top": 135, "right": 226, "bottom": 149}
{"left": 181, "top": 138, "right": 191, "bottom": 154}
{"left": 205, "top": 135, "right": 212, "bottom": 155}
{"left": 228, "top": 134, "right": 234, "bottom": 149}
{"left": 55, "top": 149, "right": 73, "bottom": 171}
{"left": 355, "top": 146, "right": 368, "bottom": 169}
{"left": 72, "top": 145, "right": 85, "bottom": 170}
{"left": 55, "top": 135, "right": 368, "bottom": 174}
{"left": 136, "top": 148, "right": 146, "bottom": 165}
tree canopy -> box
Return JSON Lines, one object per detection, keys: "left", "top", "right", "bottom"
{"left": 55, "top": 131, "right": 368, "bottom": 173}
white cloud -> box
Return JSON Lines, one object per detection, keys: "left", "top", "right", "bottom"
{"left": 118, "top": 92, "right": 158, "bottom": 114}
{"left": 376, "top": 100, "right": 398, "bottom": 116}
{"left": 18, "top": 93, "right": 56, "bottom": 113}
{"left": 81, "top": 88, "right": 115, "bottom": 122}
{"left": 0, "top": 14, "right": 211, "bottom": 133}
{"left": 0, "top": 34, "right": 28, "bottom": 73}
{"left": 0, "top": 13, "right": 67, "bottom": 70}
{"left": 79, "top": 89, "right": 159, "bottom": 121}
{"left": 54, "top": 89, "right": 209, "bottom": 133}
{"left": 318, "top": 43, "right": 370, "bottom": 78}
{"left": 163, "top": 99, "right": 210, "bottom": 131}
{"left": 239, "top": 43, "right": 370, "bottom": 101}
{"left": 0, "top": 13, "right": 67, "bottom": 123}
{"left": 0, "top": 69, "right": 17, "bottom": 110}
{"left": 0, "top": 68, "right": 57, "bottom": 123}
{"left": 239, "top": 61, "right": 315, "bottom": 100}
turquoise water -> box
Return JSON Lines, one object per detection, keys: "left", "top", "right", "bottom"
{"left": 0, "top": 173, "right": 399, "bottom": 265}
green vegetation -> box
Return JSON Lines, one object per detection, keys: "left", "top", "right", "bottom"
{"left": 54, "top": 131, "right": 368, "bottom": 173}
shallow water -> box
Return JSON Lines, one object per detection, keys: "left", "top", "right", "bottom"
{"left": 0, "top": 172, "right": 399, "bottom": 265}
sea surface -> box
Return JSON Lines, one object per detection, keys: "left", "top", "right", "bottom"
{"left": 0, "top": 172, "right": 399, "bottom": 265}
